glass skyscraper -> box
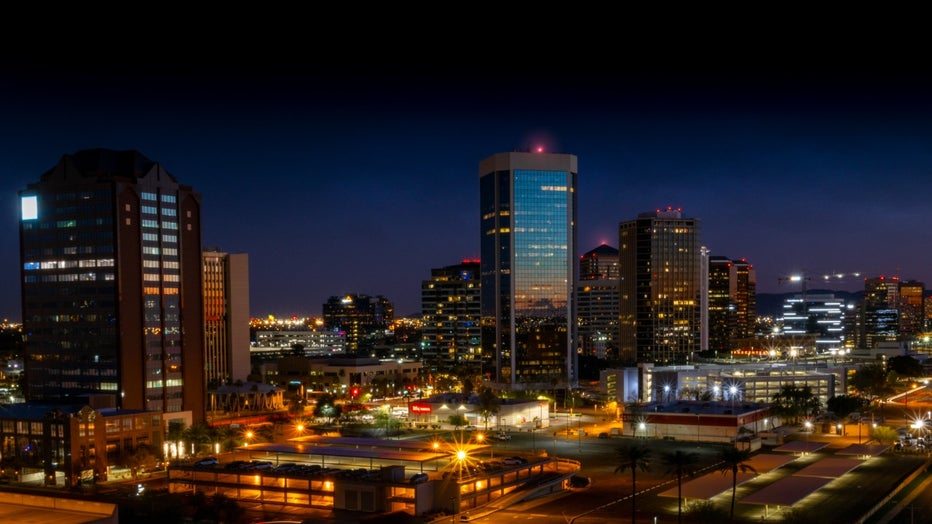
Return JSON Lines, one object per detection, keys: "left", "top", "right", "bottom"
{"left": 479, "top": 151, "right": 578, "bottom": 391}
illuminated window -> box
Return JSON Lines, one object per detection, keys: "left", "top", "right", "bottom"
{"left": 21, "top": 195, "right": 38, "bottom": 220}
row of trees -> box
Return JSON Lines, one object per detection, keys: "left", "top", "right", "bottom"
{"left": 615, "top": 442, "right": 757, "bottom": 524}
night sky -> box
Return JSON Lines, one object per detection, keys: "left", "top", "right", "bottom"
{"left": 2, "top": 64, "right": 932, "bottom": 320}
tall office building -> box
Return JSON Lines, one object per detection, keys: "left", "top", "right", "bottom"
{"left": 618, "top": 207, "right": 701, "bottom": 364}
{"left": 706, "top": 256, "right": 734, "bottom": 353}
{"left": 479, "top": 151, "right": 577, "bottom": 391}
{"left": 577, "top": 244, "right": 619, "bottom": 359}
{"left": 781, "top": 293, "right": 846, "bottom": 352}
{"left": 322, "top": 294, "right": 394, "bottom": 352}
{"left": 898, "top": 280, "right": 926, "bottom": 335}
{"left": 706, "top": 256, "right": 757, "bottom": 353}
{"left": 18, "top": 149, "right": 205, "bottom": 422}
{"left": 203, "top": 249, "right": 251, "bottom": 386}
{"left": 420, "top": 260, "right": 482, "bottom": 370}
{"left": 857, "top": 276, "right": 901, "bottom": 349}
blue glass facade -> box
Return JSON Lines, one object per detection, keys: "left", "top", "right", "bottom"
{"left": 479, "top": 152, "right": 577, "bottom": 391}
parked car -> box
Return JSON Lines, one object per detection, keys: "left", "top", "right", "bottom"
{"left": 193, "top": 457, "right": 218, "bottom": 467}
{"left": 465, "top": 425, "right": 478, "bottom": 431}
{"left": 502, "top": 456, "right": 527, "bottom": 466}
{"left": 409, "top": 473, "right": 429, "bottom": 484}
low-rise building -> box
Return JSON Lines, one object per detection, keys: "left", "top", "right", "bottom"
{"left": 0, "top": 402, "right": 163, "bottom": 486}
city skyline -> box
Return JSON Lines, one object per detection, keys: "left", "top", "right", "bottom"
{"left": 3, "top": 64, "right": 932, "bottom": 320}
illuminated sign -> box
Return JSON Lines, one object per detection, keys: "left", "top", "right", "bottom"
{"left": 21, "top": 196, "right": 37, "bottom": 220}
{"left": 410, "top": 404, "right": 431, "bottom": 414}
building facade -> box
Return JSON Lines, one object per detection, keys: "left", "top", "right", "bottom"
{"left": 0, "top": 403, "right": 163, "bottom": 486}
{"left": 618, "top": 207, "right": 701, "bottom": 364}
{"left": 322, "top": 295, "right": 394, "bottom": 352}
{"left": 898, "top": 280, "right": 926, "bottom": 335}
{"left": 577, "top": 244, "right": 619, "bottom": 359}
{"left": 18, "top": 149, "right": 205, "bottom": 422}
{"left": 706, "top": 256, "right": 757, "bottom": 354}
{"left": 420, "top": 260, "right": 482, "bottom": 370}
{"left": 479, "top": 151, "right": 578, "bottom": 391}
{"left": 203, "top": 249, "right": 251, "bottom": 386}
{"left": 781, "top": 293, "right": 847, "bottom": 353}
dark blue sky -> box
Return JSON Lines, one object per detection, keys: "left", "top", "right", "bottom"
{"left": 2, "top": 64, "right": 932, "bottom": 320}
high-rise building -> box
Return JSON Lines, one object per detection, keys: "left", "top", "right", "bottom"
{"left": 18, "top": 149, "right": 205, "bottom": 421}
{"left": 479, "top": 151, "right": 578, "bottom": 391}
{"left": 577, "top": 244, "right": 619, "bottom": 359}
{"left": 706, "top": 256, "right": 734, "bottom": 353}
{"left": 781, "top": 293, "right": 846, "bottom": 352}
{"left": 858, "top": 276, "right": 901, "bottom": 349}
{"left": 706, "top": 256, "right": 757, "bottom": 353}
{"left": 420, "top": 259, "right": 482, "bottom": 370}
{"left": 322, "top": 294, "right": 394, "bottom": 352}
{"left": 898, "top": 280, "right": 926, "bottom": 335}
{"left": 618, "top": 207, "right": 701, "bottom": 364}
{"left": 203, "top": 249, "right": 251, "bottom": 386}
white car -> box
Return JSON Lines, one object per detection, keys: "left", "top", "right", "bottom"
{"left": 494, "top": 433, "right": 511, "bottom": 441}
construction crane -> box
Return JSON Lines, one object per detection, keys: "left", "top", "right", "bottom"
{"left": 778, "top": 271, "right": 864, "bottom": 297}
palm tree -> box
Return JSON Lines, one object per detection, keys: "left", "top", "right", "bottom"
{"left": 716, "top": 445, "right": 757, "bottom": 521}
{"left": 661, "top": 449, "right": 701, "bottom": 524}
{"left": 614, "top": 442, "right": 652, "bottom": 524}
{"left": 183, "top": 422, "right": 212, "bottom": 455}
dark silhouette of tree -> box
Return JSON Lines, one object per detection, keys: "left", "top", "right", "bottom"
{"left": 850, "top": 362, "right": 895, "bottom": 409}
{"left": 614, "top": 442, "right": 652, "bottom": 524}
{"left": 448, "top": 414, "right": 468, "bottom": 429}
{"left": 477, "top": 387, "right": 501, "bottom": 430}
{"left": 827, "top": 394, "right": 868, "bottom": 420}
{"left": 888, "top": 355, "right": 924, "bottom": 377}
{"left": 770, "top": 384, "right": 821, "bottom": 425}
{"left": 126, "top": 445, "right": 158, "bottom": 481}
{"left": 313, "top": 392, "right": 342, "bottom": 423}
{"left": 183, "top": 422, "right": 212, "bottom": 455}
{"left": 716, "top": 445, "right": 757, "bottom": 521}
{"left": 661, "top": 449, "right": 700, "bottom": 524}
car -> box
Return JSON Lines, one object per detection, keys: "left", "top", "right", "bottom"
{"left": 598, "top": 432, "right": 609, "bottom": 439}
{"left": 465, "top": 425, "right": 478, "bottom": 431}
{"left": 409, "top": 472, "right": 429, "bottom": 484}
{"left": 193, "top": 457, "right": 218, "bottom": 467}
{"left": 494, "top": 432, "right": 511, "bottom": 441}
{"left": 502, "top": 456, "right": 527, "bottom": 466}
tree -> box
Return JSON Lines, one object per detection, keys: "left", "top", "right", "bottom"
{"left": 183, "top": 422, "right": 212, "bottom": 455}
{"left": 313, "top": 392, "right": 341, "bottom": 423}
{"left": 614, "top": 442, "right": 652, "bottom": 524}
{"left": 888, "top": 355, "right": 924, "bottom": 377}
{"left": 770, "top": 384, "right": 821, "bottom": 425}
{"left": 448, "top": 414, "right": 468, "bottom": 429}
{"left": 661, "top": 449, "right": 701, "bottom": 524}
{"left": 827, "top": 394, "right": 868, "bottom": 420}
{"left": 871, "top": 425, "right": 899, "bottom": 445}
{"left": 125, "top": 445, "right": 158, "bottom": 481}
{"left": 716, "top": 445, "right": 757, "bottom": 521}
{"left": 477, "top": 387, "right": 501, "bottom": 430}
{"left": 849, "top": 362, "right": 896, "bottom": 409}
